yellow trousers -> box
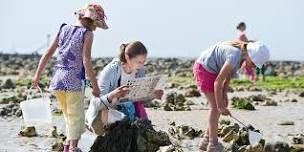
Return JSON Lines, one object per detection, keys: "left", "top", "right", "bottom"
{"left": 54, "top": 91, "right": 85, "bottom": 140}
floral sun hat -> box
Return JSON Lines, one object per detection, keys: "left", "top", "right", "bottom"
{"left": 76, "top": 2, "right": 108, "bottom": 29}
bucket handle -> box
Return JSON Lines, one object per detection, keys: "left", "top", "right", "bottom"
{"left": 26, "top": 86, "right": 44, "bottom": 101}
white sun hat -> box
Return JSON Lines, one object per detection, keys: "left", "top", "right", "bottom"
{"left": 247, "top": 41, "right": 270, "bottom": 68}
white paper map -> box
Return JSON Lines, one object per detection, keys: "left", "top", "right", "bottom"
{"left": 122, "top": 75, "right": 163, "bottom": 101}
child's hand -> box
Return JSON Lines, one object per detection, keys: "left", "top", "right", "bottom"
{"left": 92, "top": 86, "right": 101, "bottom": 97}
{"left": 218, "top": 107, "right": 231, "bottom": 116}
{"left": 107, "top": 86, "right": 129, "bottom": 102}
{"left": 153, "top": 89, "right": 164, "bottom": 100}
{"left": 31, "top": 76, "right": 40, "bottom": 88}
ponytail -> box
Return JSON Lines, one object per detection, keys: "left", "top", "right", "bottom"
{"left": 225, "top": 40, "right": 248, "bottom": 60}
{"left": 118, "top": 41, "right": 147, "bottom": 63}
{"left": 119, "top": 43, "right": 129, "bottom": 63}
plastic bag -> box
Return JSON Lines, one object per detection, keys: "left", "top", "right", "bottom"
{"left": 107, "top": 108, "right": 126, "bottom": 124}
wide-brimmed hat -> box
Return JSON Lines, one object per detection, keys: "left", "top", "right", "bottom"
{"left": 247, "top": 41, "right": 270, "bottom": 68}
{"left": 76, "top": 2, "right": 108, "bottom": 29}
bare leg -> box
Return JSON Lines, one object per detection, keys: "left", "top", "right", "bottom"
{"left": 69, "top": 140, "right": 78, "bottom": 149}
{"left": 204, "top": 92, "right": 220, "bottom": 144}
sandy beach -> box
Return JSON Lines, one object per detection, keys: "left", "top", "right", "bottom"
{"left": 1, "top": 90, "right": 303, "bottom": 152}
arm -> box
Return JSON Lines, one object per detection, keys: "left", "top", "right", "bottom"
{"left": 223, "top": 76, "right": 231, "bottom": 107}
{"left": 97, "top": 64, "right": 114, "bottom": 103}
{"left": 97, "top": 63, "right": 128, "bottom": 105}
{"left": 32, "top": 36, "right": 58, "bottom": 86}
{"left": 214, "top": 61, "right": 232, "bottom": 115}
{"left": 83, "top": 31, "right": 100, "bottom": 97}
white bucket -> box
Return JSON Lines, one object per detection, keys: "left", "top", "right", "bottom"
{"left": 20, "top": 87, "right": 52, "bottom": 127}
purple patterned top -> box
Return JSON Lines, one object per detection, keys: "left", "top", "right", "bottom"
{"left": 49, "top": 24, "right": 90, "bottom": 91}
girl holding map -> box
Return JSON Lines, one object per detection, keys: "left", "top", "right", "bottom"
{"left": 86, "top": 41, "right": 163, "bottom": 135}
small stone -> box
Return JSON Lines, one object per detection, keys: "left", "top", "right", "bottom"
{"left": 291, "top": 98, "right": 298, "bottom": 103}
{"left": 48, "top": 126, "right": 58, "bottom": 138}
{"left": 219, "top": 119, "right": 231, "bottom": 126}
{"left": 51, "top": 138, "right": 64, "bottom": 152}
{"left": 184, "top": 100, "right": 195, "bottom": 105}
{"left": 249, "top": 94, "right": 267, "bottom": 102}
{"left": 248, "top": 87, "right": 262, "bottom": 92}
{"left": 222, "top": 130, "right": 236, "bottom": 142}
{"left": 263, "top": 141, "right": 291, "bottom": 152}
{"left": 228, "top": 86, "right": 234, "bottom": 93}
{"left": 278, "top": 121, "right": 295, "bottom": 125}
{"left": 292, "top": 134, "right": 304, "bottom": 144}
{"left": 269, "top": 91, "right": 277, "bottom": 95}
{"left": 219, "top": 126, "right": 234, "bottom": 137}
{"left": 169, "top": 121, "right": 176, "bottom": 126}
{"left": 18, "top": 126, "right": 37, "bottom": 137}
{"left": 2, "top": 79, "right": 16, "bottom": 89}
{"left": 236, "top": 87, "right": 245, "bottom": 92}
{"left": 158, "top": 145, "right": 184, "bottom": 152}
{"left": 168, "top": 125, "right": 202, "bottom": 140}
{"left": 176, "top": 94, "right": 186, "bottom": 104}
{"left": 252, "top": 143, "right": 264, "bottom": 152}
{"left": 262, "top": 100, "right": 278, "bottom": 106}
{"left": 299, "top": 92, "right": 304, "bottom": 97}
{"left": 238, "top": 145, "right": 247, "bottom": 152}
{"left": 164, "top": 104, "right": 173, "bottom": 111}
{"left": 184, "top": 89, "right": 201, "bottom": 97}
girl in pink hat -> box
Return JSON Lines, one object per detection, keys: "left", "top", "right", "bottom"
{"left": 32, "top": 3, "right": 108, "bottom": 152}
{"left": 193, "top": 41, "right": 270, "bottom": 152}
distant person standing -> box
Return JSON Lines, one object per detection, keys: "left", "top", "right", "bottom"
{"left": 236, "top": 22, "right": 249, "bottom": 42}
{"left": 237, "top": 22, "right": 256, "bottom": 80}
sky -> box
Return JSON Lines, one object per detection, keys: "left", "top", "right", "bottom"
{"left": 1, "top": 0, "right": 303, "bottom": 61}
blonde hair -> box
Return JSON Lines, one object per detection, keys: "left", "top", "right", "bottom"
{"left": 119, "top": 41, "right": 148, "bottom": 63}
{"left": 224, "top": 40, "right": 249, "bottom": 60}
{"left": 79, "top": 17, "right": 95, "bottom": 30}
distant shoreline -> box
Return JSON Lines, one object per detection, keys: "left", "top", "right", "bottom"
{"left": 0, "top": 52, "right": 303, "bottom": 62}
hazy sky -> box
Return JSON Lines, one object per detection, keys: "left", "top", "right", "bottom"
{"left": 1, "top": 0, "right": 303, "bottom": 60}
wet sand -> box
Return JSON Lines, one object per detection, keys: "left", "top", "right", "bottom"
{"left": 0, "top": 91, "right": 303, "bottom": 152}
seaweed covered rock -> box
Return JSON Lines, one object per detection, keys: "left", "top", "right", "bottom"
{"left": 163, "top": 93, "right": 191, "bottom": 111}
{"left": 219, "top": 122, "right": 265, "bottom": 152}
{"left": 168, "top": 124, "right": 203, "bottom": 140}
{"left": 184, "top": 89, "right": 201, "bottom": 97}
{"left": 18, "top": 126, "right": 37, "bottom": 137}
{"left": 51, "top": 133, "right": 66, "bottom": 152}
{"left": 231, "top": 97, "right": 255, "bottom": 110}
{"left": 2, "top": 78, "right": 16, "bottom": 89}
{"left": 291, "top": 134, "right": 304, "bottom": 144}
{"left": 0, "top": 103, "right": 22, "bottom": 117}
{"left": 158, "top": 145, "right": 184, "bottom": 152}
{"left": 299, "top": 91, "right": 304, "bottom": 97}
{"left": 90, "top": 118, "right": 171, "bottom": 152}
{"left": 0, "top": 93, "right": 18, "bottom": 104}
{"left": 263, "top": 141, "right": 291, "bottom": 152}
